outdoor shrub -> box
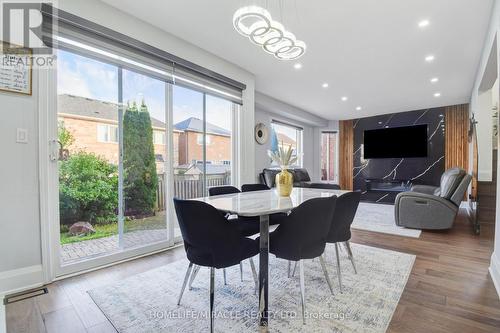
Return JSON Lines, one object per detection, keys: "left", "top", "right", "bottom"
{"left": 59, "top": 152, "right": 118, "bottom": 225}
{"left": 123, "top": 100, "right": 158, "bottom": 216}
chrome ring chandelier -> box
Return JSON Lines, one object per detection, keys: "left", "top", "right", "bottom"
{"left": 233, "top": 6, "right": 306, "bottom": 60}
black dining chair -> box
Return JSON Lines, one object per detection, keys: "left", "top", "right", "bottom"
{"left": 209, "top": 186, "right": 260, "bottom": 283}
{"left": 241, "top": 183, "right": 270, "bottom": 192}
{"left": 208, "top": 185, "right": 241, "bottom": 196}
{"left": 308, "top": 183, "right": 341, "bottom": 190}
{"left": 267, "top": 196, "right": 337, "bottom": 324}
{"left": 326, "top": 191, "right": 361, "bottom": 293}
{"left": 174, "top": 198, "right": 259, "bottom": 333}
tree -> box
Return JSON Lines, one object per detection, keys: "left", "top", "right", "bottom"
{"left": 123, "top": 99, "right": 158, "bottom": 216}
{"left": 58, "top": 122, "right": 75, "bottom": 150}
{"left": 58, "top": 122, "right": 74, "bottom": 160}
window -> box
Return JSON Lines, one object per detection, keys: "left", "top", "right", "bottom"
{"left": 197, "top": 133, "right": 212, "bottom": 145}
{"left": 153, "top": 130, "right": 166, "bottom": 145}
{"left": 270, "top": 121, "right": 303, "bottom": 167}
{"left": 321, "top": 132, "right": 338, "bottom": 182}
{"left": 97, "top": 123, "right": 118, "bottom": 143}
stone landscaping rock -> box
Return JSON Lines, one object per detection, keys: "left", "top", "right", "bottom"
{"left": 69, "top": 222, "right": 96, "bottom": 236}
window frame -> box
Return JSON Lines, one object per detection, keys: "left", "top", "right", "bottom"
{"left": 153, "top": 129, "right": 166, "bottom": 145}
{"left": 270, "top": 119, "right": 304, "bottom": 167}
{"left": 97, "top": 123, "right": 118, "bottom": 143}
{"left": 320, "top": 131, "right": 339, "bottom": 183}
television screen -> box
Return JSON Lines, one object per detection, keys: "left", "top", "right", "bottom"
{"left": 363, "top": 124, "right": 428, "bottom": 159}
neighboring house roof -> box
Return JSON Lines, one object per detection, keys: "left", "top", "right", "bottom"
{"left": 175, "top": 162, "right": 230, "bottom": 175}
{"left": 184, "top": 163, "right": 231, "bottom": 175}
{"left": 58, "top": 94, "right": 166, "bottom": 128}
{"left": 174, "top": 117, "right": 231, "bottom": 137}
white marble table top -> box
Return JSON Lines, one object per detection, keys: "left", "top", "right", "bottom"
{"left": 192, "top": 187, "right": 349, "bottom": 217}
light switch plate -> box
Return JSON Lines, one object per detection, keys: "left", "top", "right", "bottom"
{"left": 16, "top": 128, "right": 28, "bottom": 144}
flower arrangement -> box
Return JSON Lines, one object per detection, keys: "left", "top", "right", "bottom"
{"left": 267, "top": 143, "right": 297, "bottom": 169}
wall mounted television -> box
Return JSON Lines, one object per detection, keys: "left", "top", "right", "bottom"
{"left": 363, "top": 124, "right": 428, "bottom": 159}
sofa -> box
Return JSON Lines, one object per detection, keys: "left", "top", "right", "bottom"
{"left": 259, "top": 168, "right": 341, "bottom": 190}
{"left": 394, "top": 167, "right": 472, "bottom": 230}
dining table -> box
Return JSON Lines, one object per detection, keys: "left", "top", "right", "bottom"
{"left": 192, "top": 186, "right": 348, "bottom": 332}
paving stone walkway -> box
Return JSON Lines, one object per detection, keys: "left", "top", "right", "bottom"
{"left": 60, "top": 228, "right": 179, "bottom": 264}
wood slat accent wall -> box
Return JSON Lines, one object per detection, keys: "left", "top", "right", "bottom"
{"left": 445, "top": 104, "right": 469, "bottom": 172}
{"left": 339, "top": 120, "right": 354, "bottom": 190}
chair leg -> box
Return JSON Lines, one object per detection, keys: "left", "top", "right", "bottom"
{"left": 177, "top": 262, "right": 193, "bottom": 305}
{"left": 291, "top": 261, "right": 298, "bottom": 277}
{"left": 299, "top": 260, "right": 306, "bottom": 325}
{"left": 209, "top": 267, "right": 215, "bottom": 333}
{"left": 319, "top": 255, "right": 334, "bottom": 295}
{"left": 188, "top": 264, "right": 201, "bottom": 290}
{"left": 288, "top": 261, "right": 291, "bottom": 278}
{"left": 344, "top": 241, "right": 357, "bottom": 274}
{"left": 334, "top": 243, "right": 343, "bottom": 293}
{"left": 249, "top": 258, "right": 258, "bottom": 295}
{"left": 240, "top": 262, "right": 244, "bottom": 282}
{"left": 223, "top": 268, "right": 227, "bottom": 285}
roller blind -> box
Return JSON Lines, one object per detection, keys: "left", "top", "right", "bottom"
{"left": 271, "top": 119, "right": 304, "bottom": 131}
{"left": 41, "top": 4, "right": 245, "bottom": 104}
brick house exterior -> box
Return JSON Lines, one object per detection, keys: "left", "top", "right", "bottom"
{"left": 174, "top": 117, "right": 231, "bottom": 165}
{"left": 58, "top": 95, "right": 231, "bottom": 172}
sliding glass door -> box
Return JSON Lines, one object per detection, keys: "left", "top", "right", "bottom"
{"left": 57, "top": 49, "right": 123, "bottom": 266}
{"left": 54, "top": 47, "right": 237, "bottom": 275}
{"left": 121, "top": 69, "right": 169, "bottom": 249}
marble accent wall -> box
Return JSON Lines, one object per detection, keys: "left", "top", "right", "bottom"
{"left": 353, "top": 107, "right": 446, "bottom": 203}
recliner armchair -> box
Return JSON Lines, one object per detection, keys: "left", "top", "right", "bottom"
{"left": 395, "top": 167, "right": 472, "bottom": 230}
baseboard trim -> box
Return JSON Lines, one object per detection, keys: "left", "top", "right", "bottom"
{"left": 490, "top": 252, "right": 500, "bottom": 299}
{"left": 0, "top": 265, "right": 44, "bottom": 295}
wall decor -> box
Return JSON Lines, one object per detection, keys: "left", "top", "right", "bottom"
{"left": 352, "top": 107, "right": 446, "bottom": 203}
{"left": 255, "top": 122, "right": 269, "bottom": 145}
{"left": 0, "top": 42, "right": 32, "bottom": 95}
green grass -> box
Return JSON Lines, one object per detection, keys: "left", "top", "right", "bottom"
{"left": 60, "top": 212, "right": 167, "bottom": 245}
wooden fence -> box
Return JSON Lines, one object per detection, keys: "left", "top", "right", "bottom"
{"left": 156, "top": 173, "right": 231, "bottom": 211}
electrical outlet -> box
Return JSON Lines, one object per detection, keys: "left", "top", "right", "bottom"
{"left": 16, "top": 128, "right": 28, "bottom": 144}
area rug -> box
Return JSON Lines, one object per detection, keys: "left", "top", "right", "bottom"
{"left": 88, "top": 243, "right": 415, "bottom": 333}
{"left": 352, "top": 203, "right": 422, "bottom": 238}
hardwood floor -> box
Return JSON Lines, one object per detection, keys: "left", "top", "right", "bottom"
{"left": 5, "top": 209, "right": 499, "bottom": 333}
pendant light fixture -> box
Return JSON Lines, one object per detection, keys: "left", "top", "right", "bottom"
{"left": 233, "top": 5, "right": 306, "bottom": 60}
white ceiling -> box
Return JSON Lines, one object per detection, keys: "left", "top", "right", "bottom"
{"left": 100, "top": 0, "right": 493, "bottom": 120}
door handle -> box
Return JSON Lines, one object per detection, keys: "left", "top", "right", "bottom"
{"left": 49, "top": 139, "right": 59, "bottom": 161}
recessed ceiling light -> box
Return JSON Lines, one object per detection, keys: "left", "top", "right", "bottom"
{"left": 425, "top": 55, "right": 435, "bottom": 62}
{"left": 430, "top": 77, "right": 439, "bottom": 83}
{"left": 434, "top": 92, "right": 441, "bottom": 97}
{"left": 418, "top": 20, "right": 430, "bottom": 28}
{"left": 294, "top": 63, "right": 302, "bottom": 69}
{"left": 356, "top": 106, "right": 362, "bottom": 111}
{"left": 341, "top": 96, "right": 348, "bottom": 101}
{"left": 322, "top": 83, "right": 329, "bottom": 88}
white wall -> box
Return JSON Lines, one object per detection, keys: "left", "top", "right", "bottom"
{"left": 0, "top": 68, "right": 45, "bottom": 293}
{"left": 254, "top": 93, "right": 328, "bottom": 182}
{"left": 477, "top": 89, "right": 494, "bottom": 181}
{"left": 470, "top": 0, "right": 500, "bottom": 298}
{"left": 0, "top": 0, "right": 256, "bottom": 295}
